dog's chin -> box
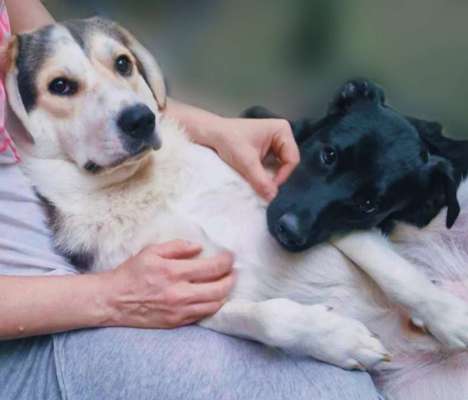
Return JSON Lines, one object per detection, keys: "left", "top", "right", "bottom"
{"left": 84, "top": 146, "right": 154, "bottom": 175}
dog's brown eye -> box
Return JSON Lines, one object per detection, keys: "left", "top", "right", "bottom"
{"left": 320, "top": 146, "right": 337, "bottom": 165}
{"left": 48, "top": 78, "right": 78, "bottom": 96}
{"left": 115, "top": 55, "right": 133, "bottom": 77}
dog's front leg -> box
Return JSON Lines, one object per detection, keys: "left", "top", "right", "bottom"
{"left": 332, "top": 230, "right": 468, "bottom": 350}
{"left": 200, "top": 298, "right": 390, "bottom": 370}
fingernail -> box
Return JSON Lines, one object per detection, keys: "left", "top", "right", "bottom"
{"left": 265, "top": 188, "right": 278, "bottom": 202}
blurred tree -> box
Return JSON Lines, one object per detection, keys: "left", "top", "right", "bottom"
{"left": 288, "top": 0, "right": 338, "bottom": 71}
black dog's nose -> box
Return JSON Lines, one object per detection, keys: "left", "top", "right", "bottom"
{"left": 276, "top": 213, "right": 307, "bottom": 247}
{"left": 118, "top": 104, "right": 155, "bottom": 138}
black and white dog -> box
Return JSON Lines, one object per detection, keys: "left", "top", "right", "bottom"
{"left": 5, "top": 17, "right": 468, "bottom": 400}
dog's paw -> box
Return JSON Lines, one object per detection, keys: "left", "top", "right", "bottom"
{"left": 411, "top": 291, "right": 468, "bottom": 351}
{"left": 297, "top": 306, "right": 392, "bottom": 370}
{"left": 328, "top": 79, "right": 385, "bottom": 115}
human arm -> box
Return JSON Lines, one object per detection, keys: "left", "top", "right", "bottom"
{"left": 166, "top": 99, "right": 300, "bottom": 201}
{"left": 5, "top": 0, "right": 54, "bottom": 33}
{"left": 0, "top": 240, "right": 234, "bottom": 340}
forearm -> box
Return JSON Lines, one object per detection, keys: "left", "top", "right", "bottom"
{"left": 5, "top": 0, "right": 54, "bottom": 34}
{"left": 165, "top": 98, "right": 226, "bottom": 149}
{"left": 0, "top": 273, "right": 114, "bottom": 340}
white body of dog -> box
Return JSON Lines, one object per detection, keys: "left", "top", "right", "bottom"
{"left": 5, "top": 18, "right": 468, "bottom": 400}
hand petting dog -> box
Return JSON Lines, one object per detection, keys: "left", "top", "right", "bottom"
{"left": 166, "top": 99, "right": 300, "bottom": 201}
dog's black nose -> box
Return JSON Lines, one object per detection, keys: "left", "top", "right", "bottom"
{"left": 276, "top": 213, "right": 307, "bottom": 247}
{"left": 118, "top": 104, "right": 155, "bottom": 138}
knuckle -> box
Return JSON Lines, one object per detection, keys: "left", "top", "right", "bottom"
{"left": 213, "top": 259, "right": 225, "bottom": 274}
{"left": 258, "top": 181, "right": 272, "bottom": 192}
{"left": 226, "top": 272, "right": 235, "bottom": 287}
{"left": 162, "top": 289, "right": 181, "bottom": 306}
{"left": 278, "top": 119, "right": 291, "bottom": 132}
{"left": 290, "top": 153, "right": 300, "bottom": 166}
{"left": 165, "top": 313, "right": 182, "bottom": 327}
{"left": 140, "top": 251, "right": 156, "bottom": 268}
{"left": 213, "top": 285, "right": 227, "bottom": 300}
{"left": 221, "top": 252, "right": 234, "bottom": 268}
{"left": 209, "top": 301, "right": 223, "bottom": 314}
{"left": 171, "top": 239, "right": 187, "bottom": 249}
{"left": 213, "top": 255, "right": 232, "bottom": 274}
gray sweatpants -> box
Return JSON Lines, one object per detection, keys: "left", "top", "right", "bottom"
{"left": 0, "top": 161, "right": 381, "bottom": 399}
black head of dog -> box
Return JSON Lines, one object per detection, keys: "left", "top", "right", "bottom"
{"left": 243, "top": 79, "right": 468, "bottom": 252}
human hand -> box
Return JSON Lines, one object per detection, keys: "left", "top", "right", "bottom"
{"left": 105, "top": 240, "right": 235, "bottom": 328}
{"left": 211, "top": 117, "right": 300, "bottom": 201}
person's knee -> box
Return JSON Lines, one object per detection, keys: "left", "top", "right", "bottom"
{"left": 295, "top": 360, "right": 380, "bottom": 400}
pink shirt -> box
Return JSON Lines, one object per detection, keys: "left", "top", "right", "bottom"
{"left": 0, "top": 2, "right": 19, "bottom": 164}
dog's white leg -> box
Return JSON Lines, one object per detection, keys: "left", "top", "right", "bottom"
{"left": 332, "top": 230, "right": 468, "bottom": 350}
{"left": 200, "top": 298, "right": 390, "bottom": 370}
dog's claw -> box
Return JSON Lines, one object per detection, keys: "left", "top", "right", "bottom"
{"left": 352, "top": 361, "right": 366, "bottom": 371}
{"left": 382, "top": 353, "right": 392, "bottom": 362}
{"left": 410, "top": 292, "right": 468, "bottom": 350}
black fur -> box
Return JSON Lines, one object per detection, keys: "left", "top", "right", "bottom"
{"left": 16, "top": 26, "right": 53, "bottom": 112}
{"left": 243, "top": 79, "right": 468, "bottom": 252}
{"left": 67, "top": 251, "right": 95, "bottom": 272}
{"left": 34, "top": 190, "right": 93, "bottom": 271}
{"left": 62, "top": 20, "right": 87, "bottom": 51}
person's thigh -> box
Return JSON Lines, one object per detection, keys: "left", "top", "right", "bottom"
{"left": 0, "top": 336, "right": 63, "bottom": 400}
{"left": 51, "top": 326, "right": 380, "bottom": 400}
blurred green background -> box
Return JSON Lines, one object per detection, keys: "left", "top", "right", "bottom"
{"left": 45, "top": 0, "right": 468, "bottom": 137}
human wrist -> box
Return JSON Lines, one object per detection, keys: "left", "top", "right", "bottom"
{"left": 166, "top": 98, "right": 227, "bottom": 150}
{"left": 91, "top": 270, "right": 127, "bottom": 328}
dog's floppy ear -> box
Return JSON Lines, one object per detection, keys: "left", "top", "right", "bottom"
{"left": 407, "top": 116, "right": 468, "bottom": 182}
{"left": 399, "top": 156, "right": 460, "bottom": 229}
{"left": 425, "top": 156, "right": 460, "bottom": 228}
{"left": 241, "top": 105, "right": 319, "bottom": 145}
{"left": 118, "top": 26, "right": 167, "bottom": 110}
{"left": 3, "top": 36, "right": 35, "bottom": 143}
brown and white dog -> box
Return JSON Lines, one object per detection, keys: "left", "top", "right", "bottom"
{"left": 4, "top": 17, "right": 468, "bottom": 400}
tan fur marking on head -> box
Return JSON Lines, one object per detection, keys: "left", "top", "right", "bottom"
{"left": 37, "top": 92, "right": 76, "bottom": 120}
{"left": 115, "top": 26, "right": 167, "bottom": 110}
{"left": 35, "top": 57, "right": 81, "bottom": 120}
{"left": 88, "top": 33, "right": 152, "bottom": 99}
{"left": 2, "top": 36, "right": 18, "bottom": 75}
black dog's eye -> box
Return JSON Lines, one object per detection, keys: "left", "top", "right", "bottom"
{"left": 48, "top": 78, "right": 78, "bottom": 96}
{"left": 358, "top": 199, "right": 378, "bottom": 214}
{"left": 320, "top": 146, "right": 337, "bottom": 165}
{"left": 115, "top": 55, "right": 133, "bottom": 77}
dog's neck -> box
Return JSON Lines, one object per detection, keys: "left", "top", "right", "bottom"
{"left": 15, "top": 117, "right": 190, "bottom": 204}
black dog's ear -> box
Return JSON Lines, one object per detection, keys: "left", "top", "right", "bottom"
{"left": 399, "top": 156, "right": 460, "bottom": 229}
{"left": 407, "top": 116, "right": 468, "bottom": 182}
{"left": 427, "top": 157, "right": 460, "bottom": 228}
{"left": 328, "top": 79, "right": 386, "bottom": 116}
{"left": 241, "top": 106, "right": 315, "bottom": 145}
